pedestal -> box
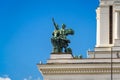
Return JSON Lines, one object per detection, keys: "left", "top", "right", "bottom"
{"left": 50, "top": 53, "right": 73, "bottom": 59}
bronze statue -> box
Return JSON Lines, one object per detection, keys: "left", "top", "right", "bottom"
{"left": 51, "top": 18, "right": 74, "bottom": 53}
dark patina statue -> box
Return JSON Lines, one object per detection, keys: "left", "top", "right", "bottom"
{"left": 51, "top": 18, "right": 74, "bottom": 53}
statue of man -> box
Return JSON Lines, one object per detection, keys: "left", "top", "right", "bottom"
{"left": 51, "top": 18, "right": 61, "bottom": 52}
{"left": 59, "top": 24, "right": 67, "bottom": 40}
{"left": 51, "top": 18, "right": 74, "bottom": 53}
{"left": 59, "top": 24, "right": 71, "bottom": 52}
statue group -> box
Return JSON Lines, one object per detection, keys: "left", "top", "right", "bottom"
{"left": 51, "top": 18, "right": 74, "bottom": 53}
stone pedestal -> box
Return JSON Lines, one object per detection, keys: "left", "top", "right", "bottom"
{"left": 50, "top": 53, "right": 73, "bottom": 59}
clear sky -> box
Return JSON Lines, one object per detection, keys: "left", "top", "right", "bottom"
{"left": 0, "top": 0, "right": 99, "bottom": 80}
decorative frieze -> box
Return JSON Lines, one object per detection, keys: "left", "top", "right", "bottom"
{"left": 39, "top": 64, "right": 120, "bottom": 75}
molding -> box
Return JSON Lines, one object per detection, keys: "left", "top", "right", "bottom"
{"left": 39, "top": 67, "right": 120, "bottom": 75}
{"left": 46, "top": 58, "right": 120, "bottom": 64}
{"left": 38, "top": 63, "right": 120, "bottom": 75}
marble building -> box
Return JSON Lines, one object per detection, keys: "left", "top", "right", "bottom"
{"left": 37, "top": 0, "right": 120, "bottom": 80}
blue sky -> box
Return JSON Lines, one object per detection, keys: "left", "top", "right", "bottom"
{"left": 0, "top": 0, "right": 99, "bottom": 80}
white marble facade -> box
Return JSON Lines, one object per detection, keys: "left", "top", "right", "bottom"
{"left": 88, "top": 0, "right": 120, "bottom": 58}
{"left": 96, "top": 0, "right": 120, "bottom": 47}
{"left": 38, "top": 59, "right": 120, "bottom": 80}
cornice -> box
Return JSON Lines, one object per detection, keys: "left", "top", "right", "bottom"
{"left": 38, "top": 63, "right": 120, "bottom": 75}
{"left": 47, "top": 58, "right": 120, "bottom": 64}
{"left": 40, "top": 67, "right": 120, "bottom": 75}
{"left": 38, "top": 63, "right": 120, "bottom": 68}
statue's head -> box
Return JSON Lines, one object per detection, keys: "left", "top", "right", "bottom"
{"left": 62, "top": 24, "right": 66, "bottom": 29}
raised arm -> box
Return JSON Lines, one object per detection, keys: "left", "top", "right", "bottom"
{"left": 52, "top": 18, "right": 59, "bottom": 30}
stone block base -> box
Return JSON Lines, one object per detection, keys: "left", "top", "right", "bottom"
{"left": 88, "top": 51, "right": 120, "bottom": 58}
{"left": 114, "top": 39, "right": 120, "bottom": 46}
{"left": 50, "top": 53, "right": 73, "bottom": 59}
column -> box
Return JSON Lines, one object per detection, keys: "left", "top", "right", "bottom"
{"left": 115, "top": 11, "right": 120, "bottom": 39}
{"left": 96, "top": 8, "right": 100, "bottom": 47}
